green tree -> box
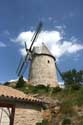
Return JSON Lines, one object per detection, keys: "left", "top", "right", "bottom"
{"left": 62, "top": 69, "right": 83, "bottom": 89}
{"left": 16, "top": 76, "right": 26, "bottom": 88}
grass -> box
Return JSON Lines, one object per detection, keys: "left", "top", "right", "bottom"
{"left": 9, "top": 83, "right": 83, "bottom": 123}
{"left": 15, "top": 83, "right": 83, "bottom": 107}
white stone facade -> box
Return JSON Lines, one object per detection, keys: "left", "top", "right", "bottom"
{"left": 29, "top": 43, "right": 58, "bottom": 87}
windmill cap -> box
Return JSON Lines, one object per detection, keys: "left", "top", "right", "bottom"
{"left": 32, "top": 43, "right": 56, "bottom": 60}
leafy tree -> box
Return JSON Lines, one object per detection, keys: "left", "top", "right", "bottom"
{"left": 16, "top": 76, "right": 26, "bottom": 88}
{"left": 62, "top": 69, "right": 83, "bottom": 89}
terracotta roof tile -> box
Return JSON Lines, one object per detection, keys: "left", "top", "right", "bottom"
{"left": 0, "top": 85, "right": 44, "bottom": 104}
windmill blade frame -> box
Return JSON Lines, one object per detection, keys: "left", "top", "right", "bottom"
{"left": 16, "top": 21, "right": 43, "bottom": 77}
{"left": 16, "top": 57, "right": 23, "bottom": 74}
{"left": 29, "top": 22, "right": 43, "bottom": 51}
{"left": 55, "top": 62, "right": 64, "bottom": 80}
{"left": 25, "top": 42, "right": 28, "bottom": 52}
{"left": 17, "top": 53, "right": 30, "bottom": 76}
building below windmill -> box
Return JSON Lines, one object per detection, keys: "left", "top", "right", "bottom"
{"left": 0, "top": 85, "right": 46, "bottom": 125}
{"left": 28, "top": 43, "right": 59, "bottom": 87}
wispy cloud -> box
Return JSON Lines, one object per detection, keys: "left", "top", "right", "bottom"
{"left": 0, "top": 41, "right": 6, "bottom": 47}
{"left": 48, "top": 16, "right": 53, "bottom": 21}
{"left": 15, "top": 30, "right": 83, "bottom": 59}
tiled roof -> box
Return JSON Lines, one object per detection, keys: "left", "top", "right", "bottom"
{"left": 0, "top": 85, "right": 44, "bottom": 105}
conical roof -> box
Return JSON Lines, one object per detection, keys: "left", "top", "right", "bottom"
{"left": 33, "top": 42, "right": 52, "bottom": 55}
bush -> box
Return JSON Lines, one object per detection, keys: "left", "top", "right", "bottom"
{"left": 79, "top": 120, "right": 83, "bottom": 125}
{"left": 36, "top": 120, "right": 48, "bottom": 125}
{"left": 52, "top": 86, "right": 62, "bottom": 93}
{"left": 71, "top": 84, "right": 81, "bottom": 90}
{"left": 36, "top": 123, "right": 42, "bottom": 125}
{"left": 27, "top": 85, "right": 50, "bottom": 94}
{"left": 62, "top": 118, "right": 71, "bottom": 125}
{"left": 4, "top": 82, "right": 10, "bottom": 86}
{"left": 76, "top": 86, "right": 83, "bottom": 106}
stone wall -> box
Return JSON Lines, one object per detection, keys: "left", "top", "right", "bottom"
{"left": 29, "top": 55, "right": 58, "bottom": 87}
{"left": 14, "top": 102, "right": 43, "bottom": 125}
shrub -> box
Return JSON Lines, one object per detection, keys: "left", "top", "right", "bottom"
{"left": 62, "top": 118, "right": 71, "bottom": 125}
{"left": 36, "top": 120, "right": 48, "bottom": 125}
{"left": 4, "top": 82, "right": 10, "bottom": 86}
{"left": 36, "top": 123, "right": 42, "bottom": 125}
{"left": 79, "top": 120, "right": 83, "bottom": 125}
{"left": 28, "top": 85, "right": 50, "bottom": 94}
{"left": 76, "top": 86, "right": 83, "bottom": 106}
{"left": 71, "top": 84, "right": 81, "bottom": 90}
{"left": 52, "top": 86, "right": 62, "bottom": 93}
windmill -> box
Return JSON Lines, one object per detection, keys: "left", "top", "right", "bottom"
{"left": 16, "top": 22, "right": 64, "bottom": 87}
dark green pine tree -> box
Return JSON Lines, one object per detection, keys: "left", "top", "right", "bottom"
{"left": 16, "top": 76, "right": 26, "bottom": 88}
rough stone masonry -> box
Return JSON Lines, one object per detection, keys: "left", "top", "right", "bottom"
{"left": 29, "top": 43, "right": 59, "bottom": 87}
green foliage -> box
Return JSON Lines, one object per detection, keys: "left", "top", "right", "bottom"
{"left": 26, "top": 84, "right": 50, "bottom": 94}
{"left": 52, "top": 86, "right": 62, "bottom": 93}
{"left": 76, "top": 86, "right": 83, "bottom": 106}
{"left": 4, "top": 82, "right": 10, "bottom": 86}
{"left": 71, "top": 84, "right": 81, "bottom": 90}
{"left": 16, "top": 76, "right": 26, "bottom": 88}
{"left": 79, "top": 120, "right": 83, "bottom": 125}
{"left": 36, "top": 120, "right": 48, "bottom": 125}
{"left": 36, "top": 122, "right": 41, "bottom": 125}
{"left": 62, "top": 69, "right": 83, "bottom": 89}
{"left": 62, "top": 118, "right": 71, "bottom": 125}
{"left": 19, "top": 84, "right": 62, "bottom": 95}
{"left": 32, "top": 85, "right": 49, "bottom": 93}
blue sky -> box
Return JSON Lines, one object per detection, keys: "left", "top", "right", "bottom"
{"left": 0, "top": 0, "right": 83, "bottom": 83}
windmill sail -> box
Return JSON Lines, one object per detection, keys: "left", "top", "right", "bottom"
{"left": 16, "top": 22, "right": 43, "bottom": 77}
{"left": 17, "top": 53, "right": 30, "bottom": 76}
{"left": 29, "top": 22, "right": 42, "bottom": 51}
{"left": 16, "top": 57, "right": 23, "bottom": 74}
{"left": 55, "top": 62, "right": 64, "bottom": 80}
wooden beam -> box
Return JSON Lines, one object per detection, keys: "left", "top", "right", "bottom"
{"left": 0, "top": 102, "right": 15, "bottom": 125}
{"left": 10, "top": 106, "right": 15, "bottom": 125}
{"left": 0, "top": 102, "right": 14, "bottom": 108}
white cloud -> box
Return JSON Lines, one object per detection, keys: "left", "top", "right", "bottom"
{"left": 15, "top": 30, "right": 83, "bottom": 59}
{"left": 19, "top": 48, "right": 27, "bottom": 56}
{"left": 68, "top": 44, "right": 83, "bottom": 53}
{"left": 0, "top": 41, "right": 6, "bottom": 47}
{"left": 55, "top": 25, "right": 66, "bottom": 31}
{"left": 16, "top": 31, "right": 33, "bottom": 47}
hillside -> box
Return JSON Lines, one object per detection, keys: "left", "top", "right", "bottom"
{"left": 4, "top": 79, "right": 83, "bottom": 125}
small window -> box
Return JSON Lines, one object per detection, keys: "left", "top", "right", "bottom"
{"left": 48, "top": 60, "right": 50, "bottom": 63}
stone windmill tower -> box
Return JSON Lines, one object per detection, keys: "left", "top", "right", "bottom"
{"left": 29, "top": 43, "right": 58, "bottom": 87}
{"left": 17, "top": 22, "right": 59, "bottom": 87}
